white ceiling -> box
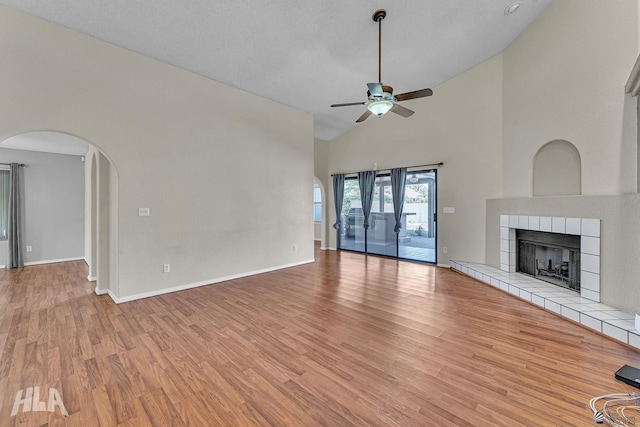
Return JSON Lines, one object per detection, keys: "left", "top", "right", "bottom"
{"left": 0, "top": 131, "right": 89, "bottom": 156}
{"left": 0, "top": 0, "right": 552, "bottom": 141}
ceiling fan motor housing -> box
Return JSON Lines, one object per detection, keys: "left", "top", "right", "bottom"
{"left": 367, "top": 85, "right": 394, "bottom": 102}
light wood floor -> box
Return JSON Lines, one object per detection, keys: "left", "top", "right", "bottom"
{"left": 1, "top": 244, "right": 639, "bottom": 426}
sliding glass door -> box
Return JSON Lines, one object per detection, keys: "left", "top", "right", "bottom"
{"left": 398, "top": 171, "right": 436, "bottom": 263}
{"left": 338, "top": 177, "right": 365, "bottom": 252}
{"left": 366, "top": 175, "right": 397, "bottom": 257}
{"left": 337, "top": 169, "right": 436, "bottom": 263}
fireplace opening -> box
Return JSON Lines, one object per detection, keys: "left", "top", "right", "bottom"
{"left": 516, "top": 230, "right": 581, "bottom": 292}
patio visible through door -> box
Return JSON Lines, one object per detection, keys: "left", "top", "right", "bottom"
{"left": 338, "top": 169, "right": 436, "bottom": 263}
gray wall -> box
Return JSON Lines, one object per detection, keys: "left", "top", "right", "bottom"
{"left": 0, "top": 147, "right": 85, "bottom": 266}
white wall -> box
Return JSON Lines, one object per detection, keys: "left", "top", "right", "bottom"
{"left": 487, "top": 1, "right": 640, "bottom": 313}
{"left": 327, "top": 55, "right": 504, "bottom": 265}
{"left": 502, "top": 0, "right": 639, "bottom": 197}
{"left": 0, "top": 148, "right": 85, "bottom": 266}
{"left": 0, "top": 7, "right": 314, "bottom": 301}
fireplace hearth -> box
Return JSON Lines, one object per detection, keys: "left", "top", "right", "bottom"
{"left": 517, "top": 230, "right": 580, "bottom": 291}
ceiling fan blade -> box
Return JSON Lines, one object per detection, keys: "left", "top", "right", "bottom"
{"left": 390, "top": 103, "right": 414, "bottom": 118}
{"left": 394, "top": 88, "right": 433, "bottom": 102}
{"left": 367, "top": 83, "right": 383, "bottom": 97}
{"left": 331, "top": 102, "right": 366, "bottom": 108}
{"left": 356, "top": 110, "right": 373, "bottom": 123}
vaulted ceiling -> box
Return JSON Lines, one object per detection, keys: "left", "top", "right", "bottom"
{"left": 0, "top": 1, "right": 552, "bottom": 141}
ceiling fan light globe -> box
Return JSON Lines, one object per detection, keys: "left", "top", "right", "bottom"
{"left": 368, "top": 100, "right": 393, "bottom": 116}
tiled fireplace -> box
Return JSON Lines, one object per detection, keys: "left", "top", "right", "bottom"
{"left": 500, "top": 214, "right": 600, "bottom": 302}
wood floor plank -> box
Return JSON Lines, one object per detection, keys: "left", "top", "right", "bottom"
{"left": 1, "top": 245, "right": 640, "bottom": 425}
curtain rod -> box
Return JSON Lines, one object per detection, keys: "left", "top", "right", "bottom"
{"left": 331, "top": 162, "right": 443, "bottom": 177}
{"left": 0, "top": 163, "right": 25, "bottom": 167}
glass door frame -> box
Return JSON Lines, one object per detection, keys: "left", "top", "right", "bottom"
{"left": 336, "top": 168, "right": 437, "bottom": 264}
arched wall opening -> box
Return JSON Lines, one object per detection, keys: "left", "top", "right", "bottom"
{"left": 313, "top": 176, "right": 327, "bottom": 250}
{"left": 532, "top": 140, "right": 582, "bottom": 197}
{"left": 0, "top": 131, "right": 118, "bottom": 295}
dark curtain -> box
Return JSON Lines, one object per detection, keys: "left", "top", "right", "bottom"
{"left": 390, "top": 167, "right": 407, "bottom": 233}
{"left": 332, "top": 174, "right": 345, "bottom": 230}
{"left": 357, "top": 170, "right": 376, "bottom": 229}
{"left": 7, "top": 163, "right": 23, "bottom": 269}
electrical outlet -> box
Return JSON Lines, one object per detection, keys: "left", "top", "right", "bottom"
{"left": 138, "top": 208, "right": 150, "bottom": 217}
{"left": 443, "top": 247, "right": 448, "bottom": 253}
{"left": 163, "top": 264, "right": 170, "bottom": 273}
{"left": 26, "top": 246, "right": 32, "bottom": 252}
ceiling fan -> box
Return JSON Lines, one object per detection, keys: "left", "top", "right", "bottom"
{"left": 330, "top": 9, "right": 433, "bottom": 123}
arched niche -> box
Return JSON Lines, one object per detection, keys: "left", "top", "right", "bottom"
{"left": 532, "top": 140, "right": 581, "bottom": 196}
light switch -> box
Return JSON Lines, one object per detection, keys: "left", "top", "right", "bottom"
{"left": 138, "top": 208, "right": 150, "bottom": 217}
{"left": 443, "top": 207, "right": 455, "bottom": 214}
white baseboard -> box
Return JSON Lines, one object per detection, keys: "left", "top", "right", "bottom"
{"left": 87, "top": 275, "right": 97, "bottom": 282}
{"left": 437, "top": 263, "right": 451, "bottom": 268}
{"left": 94, "top": 287, "right": 109, "bottom": 296}
{"left": 106, "top": 258, "right": 316, "bottom": 304}
{"left": 25, "top": 257, "right": 84, "bottom": 267}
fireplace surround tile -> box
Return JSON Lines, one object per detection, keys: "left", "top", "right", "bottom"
{"left": 566, "top": 218, "right": 581, "bottom": 235}
{"left": 605, "top": 310, "right": 636, "bottom": 320}
{"left": 581, "top": 236, "right": 600, "bottom": 256}
{"left": 581, "top": 271, "right": 600, "bottom": 291}
{"left": 580, "top": 288, "right": 600, "bottom": 302}
{"left": 581, "top": 253, "right": 600, "bottom": 274}
{"left": 500, "top": 251, "right": 509, "bottom": 265}
{"left": 519, "top": 215, "right": 529, "bottom": 229}
{"left": 532, "top": 294, "right": 545, "bottom": 307}
{"left": 582, "top": 218, "right": 601, "bottom": 237}
{"left": 585, "top": 310, "right": 620, "bottom": 321}
{"left": 629, "top": 333, "right": 640, "bottom": 349}
{"left": 552, "top": 217, "right": 566, "bottom": 233}
{"left": 602, "top": 323, "right": 628, "bottom": 343}
{"left": 545, "top": 300, "right": 562, "bottom": 314}
{"left": 500, "top": 214, "right": 601, "bottom": 302}
{"left": 561, "top": 306, "right": 581, "bottom": 322}
{"left": 580, "top": 313, "right": 603, "bottom": 332}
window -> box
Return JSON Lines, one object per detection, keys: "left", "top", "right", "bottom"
{"left": 313, "top": 184, "right": 322, "bottom": 222}
{"left": 0, "top": 169, "right": 8, "bottom": 240}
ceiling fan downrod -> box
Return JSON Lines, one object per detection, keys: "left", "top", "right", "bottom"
{"left": 373, "top": 9, "right": 386, "bottom": 84}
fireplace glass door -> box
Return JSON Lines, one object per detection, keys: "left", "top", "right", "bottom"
{"left": 517, "top": 230, "right": 580, "bottom": 291}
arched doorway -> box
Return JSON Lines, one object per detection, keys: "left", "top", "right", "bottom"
{"left": 0, "top": 131, "right": 118, "bottom": 294}
{"left": 313, "top": 177, "right": 327, "bottom": 250}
